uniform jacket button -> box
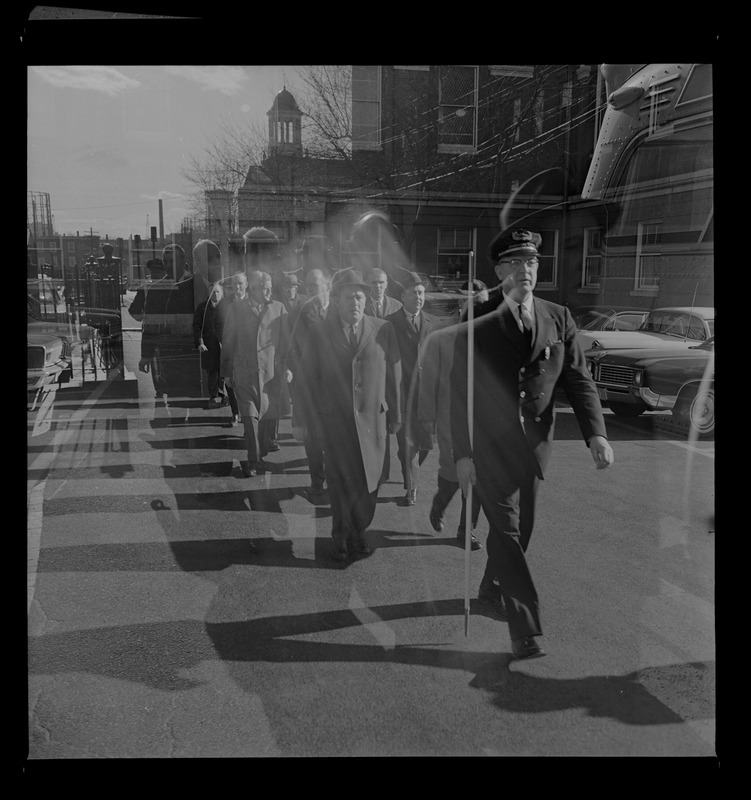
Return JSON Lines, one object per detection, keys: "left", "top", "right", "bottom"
{"left": 519, "top": 390, "right": 526, "bottom": 398}
{"left": 534, "top": 416, "right": 541, "bottom": 422}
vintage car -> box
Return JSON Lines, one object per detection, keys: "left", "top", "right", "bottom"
{"left": 28, "top": 332, "right": 72, "bottom": 395}
{"left": 577, "top": 306, "right": 714, "bottom": 355}
{"left": 572, "top": 305, "right": 649, "bottom": 332}
{"left": 586, "top": 337, "right": 714, "bottom": 436}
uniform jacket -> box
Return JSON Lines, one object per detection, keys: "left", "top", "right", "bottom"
{"left": 295, "top": 312, "right": 402, "bottom": 494}
{"left": 385, "top": 308, "right": 438, "bottom": 452}
{"left": 365, "top": 295, "right": 403, "bottom": 319}
{"left": 220, "top": 297, "right": 289, "bottom": 420}
{"left": 451, "top": 297, "right": 607, "bottom": 482}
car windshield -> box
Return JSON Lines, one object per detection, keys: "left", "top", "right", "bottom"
{"left": 638, "top": 311, "right": 710, "bottom": 340}
{"left": 576, "top": 311, "right": 610, "bottom": 330}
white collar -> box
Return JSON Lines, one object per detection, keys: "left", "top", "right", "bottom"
{"left": 503, "top": 293, "right": 534, "bottom": 314}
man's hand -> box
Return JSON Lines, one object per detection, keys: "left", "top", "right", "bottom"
{"left": 456, "top": 457, "right": 476, "bottom": 495}
{"left": 293, "top": 426, "right": 306, "bottom": 442}
{"left": 589, "top": 435, "right": 614, "bottom": 470}
{"left": 286, "top": 369, "right": 293, "bottom": 383}
{"left": 138, "top": 358, "right": 150, "bottom": 374}
{"left": 198, "top": 342, "right": 208, "bottom": 353}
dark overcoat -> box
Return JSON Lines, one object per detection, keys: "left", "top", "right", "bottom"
{"left": 220, "top": 298, "right": 288, "bottom": 420}
{"left": 364, "top": 295, "right": 403, "bottom": 318}
{"left": 417, "top": 324, "right": 462, "bottom": 482}
{"left": 193, "top": 300, "right": 222, "bottom": 374}
{"left": 385, "top": 308, "right": 437, "bottom": 453}
{"left": 295, "top": 312, "right": 402, "bottom": 494}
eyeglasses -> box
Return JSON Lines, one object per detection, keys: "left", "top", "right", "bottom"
{"left": 499, "top": 257, "right": 539, "bottom": 268}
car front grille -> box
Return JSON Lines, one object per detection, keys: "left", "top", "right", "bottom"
{"left": 597, "top": 363, "right": 635, "bottom": 386}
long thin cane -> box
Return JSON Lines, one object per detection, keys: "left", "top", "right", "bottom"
{"left": 463, "top": 249, "right": 475, "bottom": 636}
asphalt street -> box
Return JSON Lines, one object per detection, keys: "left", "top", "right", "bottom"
{"left": 26, "top": 298, "right": 716, "bottom": 760}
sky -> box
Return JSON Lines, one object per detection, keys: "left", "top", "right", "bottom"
{"left": 27, "top": 65, "right": 301, "bottom": 239}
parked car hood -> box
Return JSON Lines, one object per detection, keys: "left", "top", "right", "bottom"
{"left": 577, "top": 329, "right": 704, "bottom": 353}
{"left": 590, "top": 343, "right": 713, "bottom": 368}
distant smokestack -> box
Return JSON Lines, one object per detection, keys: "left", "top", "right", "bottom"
{"left": 158, "top": 199, "right": 165, "bottom": 241}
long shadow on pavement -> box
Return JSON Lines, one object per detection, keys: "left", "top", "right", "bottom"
{"left": 28, "top": 601, "right": 713, "bottom": 726}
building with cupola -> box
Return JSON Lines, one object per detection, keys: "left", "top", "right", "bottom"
{"left": 199, "top": 65, "right": 713, "bottom": 311}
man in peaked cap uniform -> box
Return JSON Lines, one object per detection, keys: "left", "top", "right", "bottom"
{"left": 451, "top": 227, "right": 614, "bottom": 660}
{"left": 293, "top": 268, "right": 402, "bottom": 563}
{"left": 385, "top": 271, "right": 437, "bottom": 507}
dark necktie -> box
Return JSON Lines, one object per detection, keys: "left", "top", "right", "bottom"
{"left": 410, "top": 314, "right": 419, "bottom": 332}
{"left": 348, "top": 325, "right": 358, "bottom": 352}
{"left": 518, "top": 304, "right": 533, "bottom": 344}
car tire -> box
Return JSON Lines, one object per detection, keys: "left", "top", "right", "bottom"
{"left": 608, "top": 401, "right": 644, "bottom": 417}
{"left": 673, "top": 384, "right": 715, "bottom": 438}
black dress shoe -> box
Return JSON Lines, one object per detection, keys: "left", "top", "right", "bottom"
{"left": 268, "top": 439, "right": 281, "bottom": 452}
{"left": 511, "top": 636, "right": 546, "bottom": 660}
{"left": 350, "top": 536, "right": 372, "bottom": 557}
{"left": 429, "top": 499, "right": 445, "bottom": 532}
{"left": 240, "top": 462, "right": 256, "bottom": 478}
{"left": 476, "top": 593, "right": 508, "bottom": 621}
{"left": 404, "top": 489, "right": 417, "bottom": 506}
{"left": 308, "top": 483, "right": 325, "bottom": 496}
{"left": 251, "top": 460, "right": 269, "bottom": 473}
{"left": 330, "top": 542, "right": 349, "bottom": 562}
{"left": 457, "top": 530, "right": 482, "bottom": 550}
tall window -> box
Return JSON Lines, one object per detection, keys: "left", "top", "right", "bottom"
{"left": 535, "top": 228, "right": 558, "bottom": 288}
{"left": 512, "top": 97, "right": 522, "bottom": 143}
{"left": 533, "top": 91, "right": 545, "bottom": 137}
{"left": 636, "top": 220, "right": 662, "bottom": 290}
{"left": 438, "top": 66, "right": 478, "bottom": 152}
{"left": 436, "top": 227, "right": 474, "bottom": 277}
{"left": 352, "top": 66, "right": 381, "bottom": 150}
{"left": 582, "top": 227, "right": 603, "bottom": 288}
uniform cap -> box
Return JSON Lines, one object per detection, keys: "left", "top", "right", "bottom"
{"left": 488, "top": 228, "right": 542, "bottom": 262}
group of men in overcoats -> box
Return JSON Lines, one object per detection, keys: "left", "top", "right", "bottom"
{"left": 290, "top": 226, "right": 615, "bottom": 661}
{"left": 143, "top": 222, "right": 615, "bottom": 661}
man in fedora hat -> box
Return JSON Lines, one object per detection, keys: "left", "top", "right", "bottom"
{"left": 451, "top": 227, "right": 614, "bottom": 661}
{"left": 221, "top": 270, "right": 290, "bottom": 477}
{"left": 293, "top": 268, "right": 402, "bottom": 562}
{"left": 280, "top": 272, "right": 304, "bottom": 319}
{"left": 385, "top": 271, "right": 437, "bottom": 507}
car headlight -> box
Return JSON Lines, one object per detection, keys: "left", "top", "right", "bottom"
{"left": 633, "top": 369, "right": 643, "bottom": 386}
